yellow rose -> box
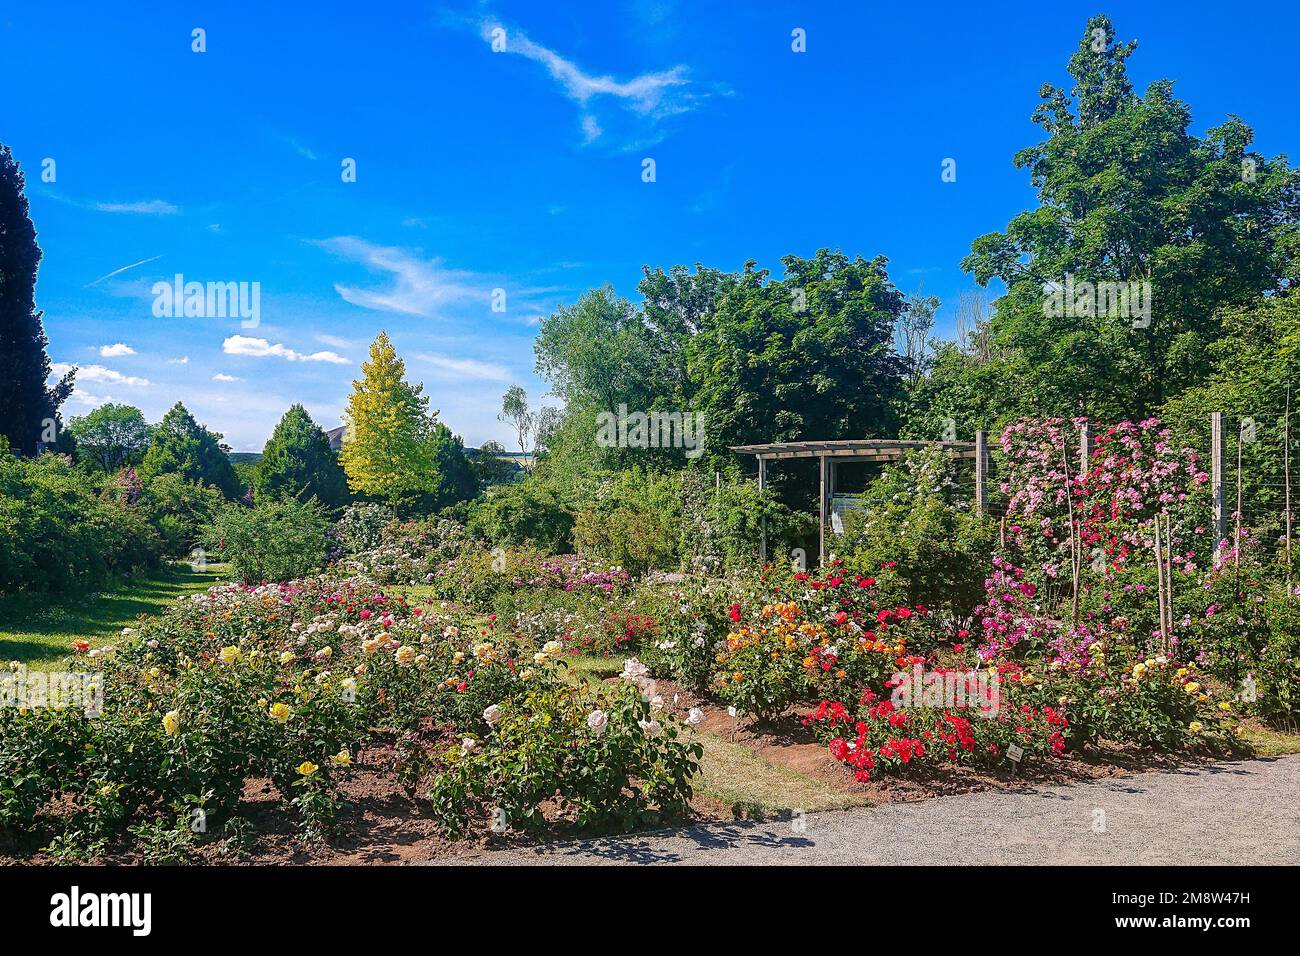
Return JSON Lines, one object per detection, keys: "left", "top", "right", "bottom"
{"left": 269, "top": 701, "right": 291, "bottom": 724}
{"left": 1184, "top": 682, "right": 1200, "bottom": 694}
{"left": 395, "top": 645, "right": 417, "bottom": 666}
{"left": 296, "top": 760, "right": 319, "bottom": 776}
{"left": 218, "top": 645, "right": 241, "bottom": 665}
{"left": 1188, "top": 721, "right": 1203, "bottom": 734}
{"left": 1218, "top": 702, "right": 1232, "bottom": 712}
{"left": 330, "top": 749, "right": 352, "bottom": 767}
{"left": 1176, "top": 667, "right": 1188, "bottom": 677}
{"left": 279, "top": 651, "right": 295, "bottom": 664}
{"left": 162, "top": 709, "right": 181, "bottom": 736}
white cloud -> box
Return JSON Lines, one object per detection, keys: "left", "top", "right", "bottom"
{"left": 479, "top": 19, "right": 715, "bottom": 144}
{"left": 51, "top": 363, "right": 149, "bottom": 387}
{"left": 69, "top": 390, "right": 113, "bottom": 407}
{"left": 212, "top": 373, "right": 242, "bottom": 382}
{"left": 313, "top": 236, "right": 492, "bottom": 317}
{"left": 222, "top": 335, "right": 350, "bottom": 364}
{"left": 93, "top": 199, "right": 180, "bottom": 216}
{"left": 168, "top": 356, "right": 190, "bottom": 365}
{"left": 415, "top": 352, "right": 511, "bottom": 382}
{"left": 99, "top": 343, "right": 137, "bottom": 357}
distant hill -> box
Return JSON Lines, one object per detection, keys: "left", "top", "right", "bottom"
{"left": 229, "top": 452, "right": 263, "bottom": 465}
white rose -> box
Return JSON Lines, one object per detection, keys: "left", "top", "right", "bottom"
{"left": 587, "top": 709, "right": 608, "bottom": 734}
{"left": 483, "top": 704, "right": 503, "bottom": 727}
{"left": 637, "top": 718, "right": 663, "bottom": 738}
{"left": 686, "top": 707, "right": 704, "bottom": 727}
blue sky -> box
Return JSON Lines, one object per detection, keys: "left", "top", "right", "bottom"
{"left": 3, "top": 1, "right": 1298, "bottom": 451}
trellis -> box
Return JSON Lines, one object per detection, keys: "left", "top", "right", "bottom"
{"left": 729, "top": 437, "right": 987, "bottom": 565}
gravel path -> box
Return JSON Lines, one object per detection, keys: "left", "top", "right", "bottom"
{"left": 445, "top": 756, "right": 1300, "bottom": 865}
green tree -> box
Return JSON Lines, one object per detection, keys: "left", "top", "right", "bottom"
{"left": 67, "top": 403, "right": 151, "bottom": 471}
{"left": 338, "top": 332, "right": 440, "bottom": 506}
{"left": 960, "top": 15, "right": 1300, "bottom": 421}
{"left": 254, "top": 403, "right": 347, "bottom": 507}
{"left": 138, "top": 402, "right": 241, "bottom": 498}
{"left": 685, "top": 250, "right": 907, "bottom": 459}
{"left": 428, "top": 422, "right": 478, "bottom": 509}
{"left": 0, "top": 144, "right": 73, "bottom": 454}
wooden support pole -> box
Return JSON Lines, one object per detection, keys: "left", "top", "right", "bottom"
{"left": 1211, "top": 412, "right": 1227, "bottom": 557}
{"left": 1235, "top": 421, "right": 1244, "bottom": 571}
{"left": 1153, "top": 515, "right": 1168, "bottom": 651}
{"left": 1164, "top": 512, "right": 1174, "bottom": 645}
{"left": 975, "top": 430, "right": 988, "bottom": 517}
{"left": 1286, "top": 389, "right": 1293, "bottom": 592}
{"left": 1061, "top": 436, "right": 1080, "bottom": 626}
{"left": 1079, "top": 423, "right": 1093, "bottom": 479}
{"left": 757, "top": 455, "right": 768, "bottom": 564}
{"left": 818, "top": 454, "right": 828, "bottom": 566}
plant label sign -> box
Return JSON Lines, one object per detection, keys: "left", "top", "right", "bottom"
{"left": 1005, "top": 743, "right": 1025, "bottom": 764}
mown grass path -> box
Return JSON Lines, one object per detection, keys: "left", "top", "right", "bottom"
{"left": 0, "top": 562, "right": 225, "bottom": 668}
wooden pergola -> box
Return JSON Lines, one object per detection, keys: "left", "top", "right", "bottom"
{"left": 730, "top": 436, "right": 991, "bottom": 565}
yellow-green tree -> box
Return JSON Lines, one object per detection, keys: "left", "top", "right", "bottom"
{"left": 339, "top": 332, "right": 439, "bottom": 501}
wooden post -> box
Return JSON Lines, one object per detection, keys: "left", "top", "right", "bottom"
{"left": 975, "top": 430, "right": 988, "bottom": 517}
{"left": 1211, "top": 412, "right": 1226, "bottom": 557}
{"left": 1153, "top": 515, "right": 1168, "bottom": 651}
{"left": 1079, "top": 423, "right": 1093, "bottom": 479}
{"left": 818, "top": 454, "right": 828, "bottom": 566}
{"left": 757, "top": 456, "right": 768, "bottom": 564}
{"left": 1235, "top": 421, "right": 1244, "bottom": 571}
{"left": 1164, "top": 512, "right": 1174, "bottom": 645}
{"left": 1061, "top": 437, "right": 1080, "bottom": 626}
{"left": 1286, "top": 389, "right": 1293, "bottom": 592}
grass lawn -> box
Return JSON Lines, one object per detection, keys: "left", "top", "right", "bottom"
{"left": 0, "top": 561, "right": 226, "bottom": 669}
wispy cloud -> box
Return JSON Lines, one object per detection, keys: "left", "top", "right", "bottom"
{"left": 168, "top": 356, "right": 190, "bottom": 365}
{"left": 93, "top": 199, "right": 180, "bottom": 215}
{"left": 212, "top": 372, "right": 242, "bottom": 382}
{"left": 313, "top": 236, "right": 493, "bottom": 317}
{"left": 223, "top": 335, "right": 350, "bottom": 364}
{"left": 473, "top": 17, "right": 719, "bottom": 146}
{"left": 50, "top": 363, "right": 149, "bottom": 387}
{"left": 99, "top": 343, "right": 137, "bottom": 357}
{"left": 415, "top": 352, "right": 510, "bottom": 382}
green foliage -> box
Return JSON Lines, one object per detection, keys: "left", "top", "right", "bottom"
{"left": 573, "top": 468, "right": 683, "bottom": 574}
{"left": 956, "top": 15, "right": 1299, "bottom": 423}
{"left": 137, "top": 472, "right": 225, "bottom": 556}
{"left": 428, "top": 682, "right": 700, "bottom": 837}
{"left": 204, "top": 498, "right": 329, "bottom": 584}
{"left": 467, "top": 480, "right": 574, "bottom": 553}
{"left": 138, "top": 402, "right": 241, "bottom": 499}
{"left": 333, "top": 502, "right": 397, "bottom": 553}
{"left": 0, "top": 143, "right": 73, "bottom": 456}
{"left": 254, "top": 404, "right": 347, "bottom": 507}
{"left": 0, "top": 448, "right": 162, "bottom": 594}
{"left": 835, "top": 450, "right": 997, "bottom": 617}
{"left": 66, "top": 403, "right": 151, "bottom": 471}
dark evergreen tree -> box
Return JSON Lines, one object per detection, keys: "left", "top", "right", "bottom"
{"left": 0, "top": 144, "right": 73, "bottom": 454}
{"left": 137, "top": 402, "right": 241, "bottom": 498}
{"left": 254, "top": 403, "right": 348, "bottom": 507}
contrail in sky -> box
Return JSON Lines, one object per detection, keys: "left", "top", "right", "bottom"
{"left": 86, "top": 254, "right": 162, "bottom": 287}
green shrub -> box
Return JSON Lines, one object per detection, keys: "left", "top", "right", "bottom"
{"left": 0, "top": 450, "right": 163, "bottom": 594}
{"left": 836, "top": 449, "right": 996, "bottom": 618}
{"left": 334, "top": 502, "right": 397, "bottom": 553}
{"left": 204, "top": 498, "right": 330, "bottom": 583}
{"left": 467, "top": 480, "right": 574, "bottom": 552}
